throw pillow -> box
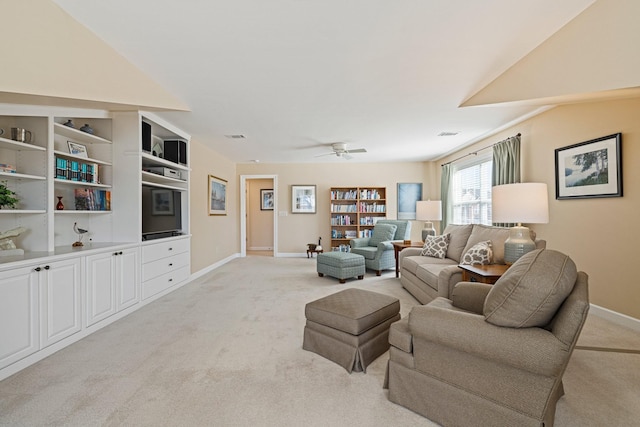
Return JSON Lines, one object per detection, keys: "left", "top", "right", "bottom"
{"left": 460, "top": 240, "right": 493, "bottom": 265}
{"left": 368, "top": 223, "right": 397, "bottom": 247}
{"left": 421, "top": 233, "right": 450, "bottom": 259}
{"left": 484, "top": 249, "right": 577, "bottom": 328}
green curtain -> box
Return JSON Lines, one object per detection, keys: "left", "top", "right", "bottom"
{"left": 440, "top": 163, "right": 452, "bottom": 232}
{"left": 492, "top": 134, "right": 521, "bottom": 227}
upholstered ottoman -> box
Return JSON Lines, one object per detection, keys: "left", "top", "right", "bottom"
{"left": 317, "top": 252, "right": 365, "bottom": 283}
{"left": 303, "top": 288, "right": 401, "bottom": 373}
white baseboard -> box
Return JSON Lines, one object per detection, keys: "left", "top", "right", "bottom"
{"left": 590, "top": 304, "right": 640, "bottom": 332}
{"left": 190, "top": 253, "right": 240, "bottom": 281}
{"left": 248, "top": 247, "right": 273, "bottom": 251}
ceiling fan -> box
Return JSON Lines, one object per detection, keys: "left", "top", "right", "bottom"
{"left": 315, "top": 142, "right": 367, "bottom": 160}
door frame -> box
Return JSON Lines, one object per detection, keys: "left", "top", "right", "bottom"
{"left": 240, "top": 174, "right": 278, "bottom": 257}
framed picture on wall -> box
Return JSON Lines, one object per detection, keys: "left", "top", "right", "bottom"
{"left": 261, "top": 189, "right": 274, "bottom": 210}
{"left": 555, "top": 133, "right": 622, "bottom": 199}
{"left": 397, "top": 182, "right": 422, "bottom": 219}
{"left": 208, "top": 175, "right": 227, "bottom": 215}
{"left": 291, "top": 185, "right": 316, "bottom": 214}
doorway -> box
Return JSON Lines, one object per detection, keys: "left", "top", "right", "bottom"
{"left": 240, "top": 175, "right": 278, "bottom": 257}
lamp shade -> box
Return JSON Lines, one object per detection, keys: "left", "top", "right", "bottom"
{"left": 492, "top": 183, "right": 549, "bottom": 224}
{"left": 416, "top": 200, "right": 442, "bottom": 221}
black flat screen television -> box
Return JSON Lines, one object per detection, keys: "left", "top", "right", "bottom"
{"left": 141, "top": 186, "right": 183, "bottom": 240}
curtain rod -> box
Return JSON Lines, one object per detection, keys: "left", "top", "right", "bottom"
{"left": 441, "top": 133, "right": 521, "bottom": 167}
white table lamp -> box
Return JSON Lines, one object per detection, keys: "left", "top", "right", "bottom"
{"left": 416, "top": 200, "right": 442, "bottom": 241}
{"left": 492, "top": 183, "right": 549, "bottom": 264}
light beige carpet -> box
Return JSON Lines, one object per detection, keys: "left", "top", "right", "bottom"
{"left": 0, "top": 255, "right": 639, "bottom": 426}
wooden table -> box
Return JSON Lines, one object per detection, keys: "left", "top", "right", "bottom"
{"left": 392, "top": 241, "right": 424, "bottom": 278}
{"left": 459, "top": 264, "right": 509, "bottom": 284}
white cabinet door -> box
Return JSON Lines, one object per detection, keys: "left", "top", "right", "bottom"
{"left": 85, "top": 251, "right": 117, "bottom": 327}
{"left": 86, "top": 247, "right": 140, "bottom": 326}
{"left": 0, "top": 265, "right": 39, "bottom": 369}
{"left": 39, "top": 258, "right": 82, "bottom": 348}
{"left": 116, "top": 247, "right": 140, "bottom": 311}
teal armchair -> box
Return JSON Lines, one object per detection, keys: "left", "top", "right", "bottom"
{"left": 350, "top": 220, "right": 411, "bottom": 276}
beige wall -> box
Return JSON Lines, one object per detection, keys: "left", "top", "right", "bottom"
{"left": 189, "top": 139, "right": 239, "bottom": 273}
{"left": 237, "top": 162, "right": 432, "bottom": 253}
{"left": 247, "top": 179, "right": 274, "bottom": 250}
{"left": 435, "top": 97, "right": 640, "bottom": 320}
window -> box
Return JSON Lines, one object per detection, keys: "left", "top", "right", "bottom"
{"left": 451, "top": 154, "right": 492, "bottom": 225}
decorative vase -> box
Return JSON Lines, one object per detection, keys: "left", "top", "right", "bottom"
{"left": 80, "top": 124, "right": 94, "bottom": 135}
{"left": 56, "top": 196, "right": 64, "bottom": 210}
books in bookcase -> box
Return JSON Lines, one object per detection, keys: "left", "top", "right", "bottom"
{"left": 74, "top": 188, "right": 111, "bottom": 211}
{"left": 55, "top": 157, "right": 99, "bottom": 183}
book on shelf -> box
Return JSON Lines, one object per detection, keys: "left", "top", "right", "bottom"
{"left": 74, "top": 188, "right": 111, "bottom": 211}
{"left": 55, "top": 157, "right": 99, "bottom": 183}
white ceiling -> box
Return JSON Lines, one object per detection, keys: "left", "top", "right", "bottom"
{"left": 53, "top": 0, "right": 594, "bottom": 164}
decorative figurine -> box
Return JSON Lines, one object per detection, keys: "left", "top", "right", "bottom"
{"left": 56, "top": 196, "right": 64, "bottom": 210}
{"left": 63, "top": 119, "right": 75, "bottom": 128}
{"left": 0, "top": 226, "right": 27, "bottom": 257}
{"left": 72, "top": 222, "right": 88, "bottom": 247}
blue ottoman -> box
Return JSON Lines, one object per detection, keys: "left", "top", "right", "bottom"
{"left": 317, "top": 252, "right": 365, "bottom": 283}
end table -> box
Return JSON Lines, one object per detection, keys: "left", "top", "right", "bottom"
{"left": 458, "top": 264, "right": 509, "bottom": 284}
{"left": 392, "top": 241, "right": 424, "bottom": 278}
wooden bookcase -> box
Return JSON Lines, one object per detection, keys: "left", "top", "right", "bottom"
{"left": 330, "top": 187, "right": 386, "bottom": 251}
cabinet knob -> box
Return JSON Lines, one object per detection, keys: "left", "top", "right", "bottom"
{"left": 168, "top": 263, "right": 173, "bottom": 267}
{"left": 168, "top": 247, "right": 173, "bottom": 251}
{"left": 34, "top": 267, "right": 41, "bottom": 272}
{"left": 113, "top": 252, "right": 119, "bottom": 256}
{"left": 168, "top": 278, "right": 173, "bottom": 282}
{"left": 44, "top": 265, "right": 50, "bottom": 270}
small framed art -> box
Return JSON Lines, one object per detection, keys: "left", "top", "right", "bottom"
{"left": 261, "top": 189, "right": 274, "bottom": 210}
{"left": 208, "top": 175, "right": 227, "bottom": 215}
{"left": 291, "top": 185, "right": 316, "bottom": 214}
{"left": 67, "top": 141, "right": 88, "bottom": 158}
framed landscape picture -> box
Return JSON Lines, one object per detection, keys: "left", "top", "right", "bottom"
{"left": 555, "top": 133, "right": 622, "bottom": 200}
{"left": 291, "top": 185, "right": 316, "bottom": 214}
{"left": 208, "top": 175, "right": 227, "bottom": 215}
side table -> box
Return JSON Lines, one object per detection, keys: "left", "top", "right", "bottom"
{"left": 392, "top": 241, "right": 424, "bottom": 278}
{"left": 458, "top": 264, "right": 509, "bottom": 284}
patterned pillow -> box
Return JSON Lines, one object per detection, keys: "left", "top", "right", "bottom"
{"left": 421, "top": 234, "right": 451, "bottom": 259}
{"left": 461, "top": 240, "right": 493, "bottom": 265}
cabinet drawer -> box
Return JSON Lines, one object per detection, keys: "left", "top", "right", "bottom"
{"left": 142, "top": 265, "right": 190, "bottom": 300}
{"left": 142, "top": 252, "right": 189, "bottom": 282}
{"left": 142, "top": 238, "right": 189, "bottom": 263}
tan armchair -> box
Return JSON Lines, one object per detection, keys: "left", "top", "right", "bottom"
{"left": 385, "top": 249, "right": 589, "bottom": 427}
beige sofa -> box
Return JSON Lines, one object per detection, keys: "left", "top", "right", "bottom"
{"left": 399, "top": 224, "right": 545, "bottom": 304}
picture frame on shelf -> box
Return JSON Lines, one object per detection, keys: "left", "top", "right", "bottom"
{"left": 208, "top": 175, "right": 227, "bottom": 215}
{"left": 261, "top": 189, "right": 274, "bottom": 210}
{"left": 397, "top": 182, "right": 422, "bottom": 219}
{"left": 555, "top": 133, "right": 622, "bottom": 200}
{"left": 67, "top": 141, "right": 88, "bottom": 158}
{"left": 291, "top": 185, "right": 316, "bottom": 214}
{"left": 151, "top": 189, "right": 174, "bottom": 215}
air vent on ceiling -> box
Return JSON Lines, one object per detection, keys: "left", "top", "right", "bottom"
{"left": 225, "top": 134, "right": 246, "bottom": 139}
{"left": 438, "top": 132, "right": 459, "bottom": 137}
